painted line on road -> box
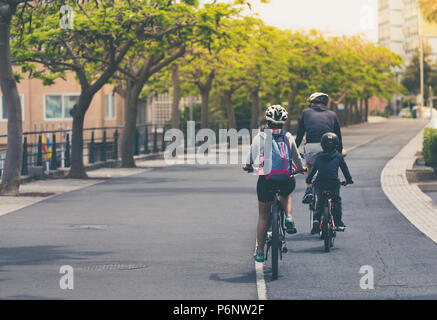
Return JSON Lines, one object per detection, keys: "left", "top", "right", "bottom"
{"left": 255, "top": 260, "right": 267, "bottom": 300}
{"left": 254, "top": 241, "right": 267, "bottom": 300}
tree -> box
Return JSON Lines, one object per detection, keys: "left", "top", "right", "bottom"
{"left": 115, "top": 1, "right": 237, "bottom": 167}
{"left": 420, "top": 0, "right": 437, "bottom": 23}
{"left": 114, "top": 2, "right": 196, "bottom": 167}
{"left": 214, "top": 19, "right": 253, "bottom": 128}
{"left": 402, "top": 46, "right": 437, "bottom": 103}
{"left": 12, "top": 0, "right": 194, "bottom": 177}
{"left": 0, "top": 0, "right": 25, "bottom": 195}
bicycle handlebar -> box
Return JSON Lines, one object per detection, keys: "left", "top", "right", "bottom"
{"left": 290, "top": 168, "right": 308, "bottom": 175}
{"left": 243, "top": 166, "right": 307, "bottom": 176}
{"left": 341, "top": 181, "right": 354, "bottom": 186}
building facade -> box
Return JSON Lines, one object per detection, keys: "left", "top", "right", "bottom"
{"left": 378, "top": 0, "right": 437, "bottom": 65}
{"left": 0, "top": 70, "right": 125, "bottom": 136}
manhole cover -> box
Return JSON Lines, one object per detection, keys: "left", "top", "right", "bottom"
{"left": 79, "top": 263, "right": 149, "bottom": 271}
{"left": 66, "top": 224, "right": 108, "bottom": 230}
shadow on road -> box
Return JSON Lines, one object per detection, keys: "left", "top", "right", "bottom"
{"left": 0, "top": 245, "right": 111, "bottom": 268}
{"left": 209, "top": 271, "right": 256, "bottom": 284}
{"left": 116, "top": 187, "right": 254, "bottom": 195}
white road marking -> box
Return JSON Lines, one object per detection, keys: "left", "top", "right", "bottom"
{"left": 254, "top": 241, "right": 268, "bottom": 300}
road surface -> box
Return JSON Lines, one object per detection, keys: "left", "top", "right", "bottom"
{"left": 0, "top": 119, "right": 433, "bottom": 299}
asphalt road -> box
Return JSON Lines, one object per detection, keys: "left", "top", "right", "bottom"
{"left": 0, "top": 119, "right": 434, "bottom": 299}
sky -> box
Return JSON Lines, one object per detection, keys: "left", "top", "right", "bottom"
{"left": 239, "top": 0, "right": 379, "bottom": 42}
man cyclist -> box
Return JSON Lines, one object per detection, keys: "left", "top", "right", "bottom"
{"left": 295, "top": 92, "right": 346, "bottom": 205}
{"left": 243, "top": 105, "right": 305, "bottom": 263}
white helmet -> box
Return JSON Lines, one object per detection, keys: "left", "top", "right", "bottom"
{"left": 308, "top": 92, "right": 329, "bottom": 104}
{"left": 265, "top": 105, "right": 288, "bottom": 124}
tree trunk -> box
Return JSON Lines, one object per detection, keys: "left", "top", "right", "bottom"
{"left": 200, "top": 89, "right": 210, "bottom": 129}
{"left": 0, "top": 20, "right": 22, "bottom": 195}
{"left": 224, "top": 90, "right": 236, "bottom": 129}
{"left": 364, "top": 98, "right": 369, "bottom": 122}
{"left": 70, "top": 112, "right": 87, "bottom": 178}
{"left": 250, "top": 87, "right": 260, "bottom": 130}
{"left": 286, "top": 89, "right": 298, "bottom": 132}
{"left": 343, "top": 102, "right": 350, "bottom": 126}
{"left": 171, "top": 64, "right": 181, "bottom": 129}
{"left": 121, "top": 81, "right": 142, "bottom": 167}
{"left": 199, "top": 71, "right": 214, "bottom": 129}
{"left": 69, "top": 90, "right": 94, "bottom": 178}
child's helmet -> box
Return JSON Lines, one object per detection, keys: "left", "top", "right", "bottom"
{"left": 321, "top": 132, "right": 339, "bottom": 152}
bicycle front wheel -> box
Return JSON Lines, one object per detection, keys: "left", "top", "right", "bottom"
{"left": 271, "top": 204, "right": 280, "bottom": 280}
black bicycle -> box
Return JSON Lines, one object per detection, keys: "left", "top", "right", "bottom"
{"left": 319, "top": 181, "right": 348, "bottom": 252}
{"left": 244, "top": 166, "right": 306, "bottom": 280}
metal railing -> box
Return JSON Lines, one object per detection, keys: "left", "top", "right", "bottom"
{"left": 0, "top": 119, "right": 270, "bottom": 178}
{"left": 0, "top": 124, "right": 168, "bottom": 177}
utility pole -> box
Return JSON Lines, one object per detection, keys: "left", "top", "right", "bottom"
{"left": 418, "top": 7, "right": 425, "bottom": 108}
{"left": 429, "top": 85, "right": 434, "bottom": 120}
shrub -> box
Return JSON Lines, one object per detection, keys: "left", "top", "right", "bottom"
{"left": 369, "top": 109, "right": 390, "bottom": 118}
{"left": 423, "top": 128, "right": 437, "bottom": 168}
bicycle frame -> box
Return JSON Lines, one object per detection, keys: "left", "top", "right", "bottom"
{"left": 265, "top": 192, "right": 287, "bottom": 280}
{"left": 319, "top": 191, "right": 337, "bottom": 252}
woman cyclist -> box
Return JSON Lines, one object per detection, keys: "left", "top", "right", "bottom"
{"left": 243, "top": 105, "right": 305, "bottom": 263}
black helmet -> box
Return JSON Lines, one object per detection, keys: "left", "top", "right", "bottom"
{"left": 321, "top": 132, "right": 339, "bottom": 152}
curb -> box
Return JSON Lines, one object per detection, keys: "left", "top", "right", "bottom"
{"left": 381, "top": 127, "right": 437, "bottom": 244}
{"left": 18, "top": 152, "right": 164, "bottom": 184}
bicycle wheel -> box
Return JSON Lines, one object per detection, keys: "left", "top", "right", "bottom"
{"left": 271, "top": 204, "right": 280, "bottom": 280}
{"left": 322, "top": 206, "right": 331, "bottom": 252}
{"left": 309, "top": 193, "right": 316, "bottom": 234}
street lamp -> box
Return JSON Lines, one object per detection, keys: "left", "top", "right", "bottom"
{"left": 418, "top": 7, "right": 425, "bottom": 108}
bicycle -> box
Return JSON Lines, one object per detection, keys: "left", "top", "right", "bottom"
{"left": 244, "top": 166, "right": 306, "bottom": 280}
{"left": 319, "top": 181, "right": 348, "bottom": 252}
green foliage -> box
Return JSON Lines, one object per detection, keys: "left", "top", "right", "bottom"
{"left": 8, "top": 0, "right": 405, "bottom": 128}
{"left": 401, "top": 46, "right": 437, "bottom": 102}
{"left": 423, "top": 128, "right": 437, "bottom": 168}
{"left": 420, "top": 0, "right": 437, "bottom": 23}
{"left": 369, "top": 109, "right": 390, "bottom": 118}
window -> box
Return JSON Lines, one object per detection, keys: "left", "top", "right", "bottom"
{"left": 45, "top": 94, "right": 79, "bottom": 119}
{"left": 105, "top": 94, "right": 116, "bottom": 120}
{"left": 0, "top": 94, "right": 24, "bottom": 121}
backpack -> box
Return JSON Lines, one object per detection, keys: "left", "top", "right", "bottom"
{"left": 262, "top": 130, "right": 293, "bottom": 182}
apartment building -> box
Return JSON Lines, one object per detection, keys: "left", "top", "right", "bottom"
{"left": 378, "top": 0, "right": 437, "bottom": 65}
{"left": 0, "top": 71, "right": 125, "bottom": 136}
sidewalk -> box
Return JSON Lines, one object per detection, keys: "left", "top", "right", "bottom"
{"left": 0, "top": 157, "right": 170, "bottom": 218}
{"left": 381, "top": 122, "right": 437, "bottom": 243}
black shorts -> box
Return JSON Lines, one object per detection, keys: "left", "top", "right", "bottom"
{"left": 257, "top": 176, "right": 296, "bottom": 203}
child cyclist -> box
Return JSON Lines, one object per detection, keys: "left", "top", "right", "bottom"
{"left": 306, "top": 132, "right": 353, "bottom": 233}
{"left": 243, "top": 105, "right": 305, "bottom": 263}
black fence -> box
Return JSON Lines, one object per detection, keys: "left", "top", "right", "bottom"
{"left": 0, "top": 120, "right": 278, "bottom": 178}
{"left": 0, "top": 124, "right": 167, "bottom": 178}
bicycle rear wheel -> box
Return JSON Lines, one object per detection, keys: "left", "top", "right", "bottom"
{"left": 309, "top": 193, "right": 316, "bottom": 233}
{"left": 271, "top": 204, "right": 280, "bottom": 280}
{"left": 322, "top": 206, "right": 331, "bottom": 252}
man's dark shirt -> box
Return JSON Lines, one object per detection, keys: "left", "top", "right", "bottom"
{"left": 295, "top": 103, "right": 343, "bottom": 152}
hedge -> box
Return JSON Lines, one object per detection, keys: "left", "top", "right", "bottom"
{"left": 423, "top": 128, "right": 437, "bottom": 168}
